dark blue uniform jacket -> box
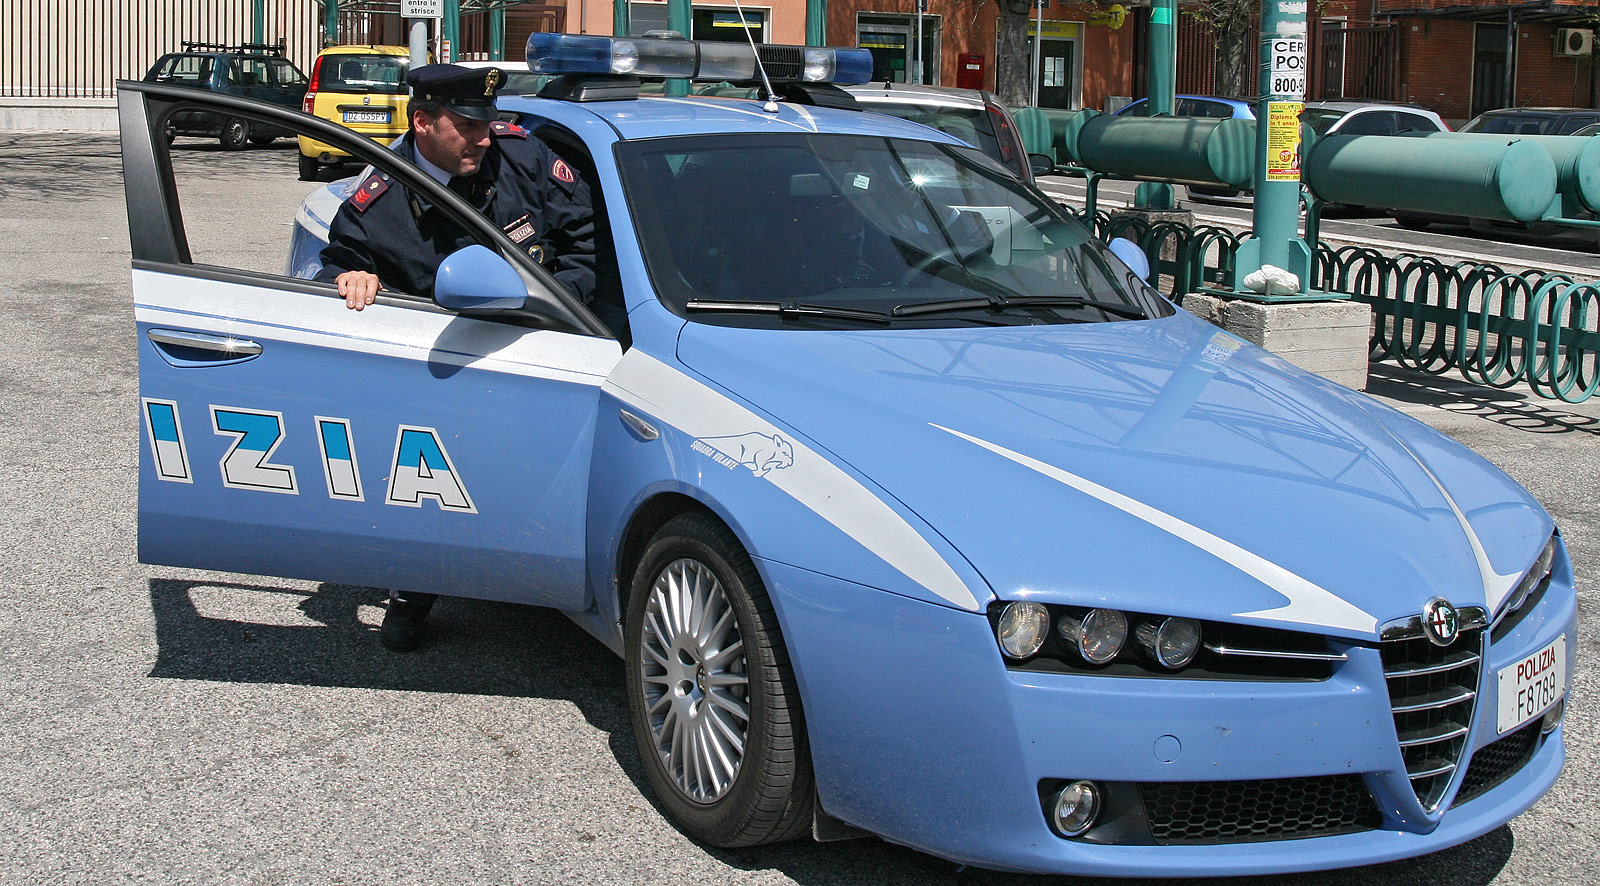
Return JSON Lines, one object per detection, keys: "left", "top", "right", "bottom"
{"left": 316, "top": 124, "right": 596, "bottom": 302}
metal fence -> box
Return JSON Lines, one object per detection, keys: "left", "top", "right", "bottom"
{"left": 1092, "top": 213, "right": 1600, "bottom": 403}
{"left": 0, "top": 1, "right": 577, "bottom": 98}
{"left": 1, "top": 1, "right": 326, "bottom": 97}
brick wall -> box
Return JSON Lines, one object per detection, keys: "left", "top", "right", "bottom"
{"left": 1397, "top": 19, "right": 1477, "bottom": 121}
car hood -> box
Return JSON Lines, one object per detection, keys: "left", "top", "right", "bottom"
{"left": 675, "top": 311, "right": 1552, "bottom": 638}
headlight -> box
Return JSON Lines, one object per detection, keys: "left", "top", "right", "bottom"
{"left": 1134, "top": 617, "right": 1202, "bottom": 669}
{"left": 1505, "top": 535, "right": 1557, "bottom": 615}
{"left": 1058, "top": 608, "right": 1128, "bottom": 665}
{"left": 996, "top": 601, "right": 1050, "bottom": 659}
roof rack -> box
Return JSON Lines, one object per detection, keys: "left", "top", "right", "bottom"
{"left": 180, "top": 40, "right": 287, "bottom": 56}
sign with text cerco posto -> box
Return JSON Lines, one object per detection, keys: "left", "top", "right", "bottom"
{"left": 402, "top": 0, "right": 443, "bottom": 18}
{"left": 1269, "top": 3, "right": 1308, "bottom": 98}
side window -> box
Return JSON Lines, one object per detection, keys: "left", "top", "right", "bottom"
{"left": 236, "top": 59, "right": 271, "bottom": 87}
{"left": 1337, "top": 111, "right": 1395, "bottom": 136}
{"left": 1395, "top": 112, "right": 1436, "bottom": 133}
{"left": 1193, "top": 100, "right": 1231, "bottom": 119}
{"left": 270, "top": 60, "right": 307, "bottom": 87}
{"left": 1121, "top": 100, "right": 1150, "bottom": 117}
{"left": 1556, "top": 116, "right": 1600, "bottom": 135}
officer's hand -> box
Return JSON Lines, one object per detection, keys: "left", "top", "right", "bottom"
{"left": 335, "top": 270, "right": 381, "bottom": 311}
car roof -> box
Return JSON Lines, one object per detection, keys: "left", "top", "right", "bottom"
{"left": 318, "top": 44, "right": 409, "bottom": 57}
{"left": 456, "top": 60, "right": 531, "bottom": 71}
{"left": 841, "top": 83, "right": 991, "bottom": 109}
{"left": 500, "top": 92, "right": 972, "bottom": 144}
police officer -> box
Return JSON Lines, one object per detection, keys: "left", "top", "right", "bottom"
{"left": 317, "top": 63, "right": 596, "bottom": 310}
{"left": 317, "top": 64, "right": 597, "bottom": 651}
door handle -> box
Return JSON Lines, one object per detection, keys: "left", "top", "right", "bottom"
{"left": 146, "top": 328, "right": 262, "bottom": 366}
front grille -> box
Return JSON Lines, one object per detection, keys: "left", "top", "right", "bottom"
{"left": 756, "top": 45, "right": 804, "bottom": 81}
{"left": 1381, "top": 611, "right": 1486, "bottom": 810}
{"left": 1453, "top": 722, "right": 1542, "bottom": 807}
{"left": 1139, "top": 775, "right": 1381, "bottom": 844}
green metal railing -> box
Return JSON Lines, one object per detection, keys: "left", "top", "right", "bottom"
{"left": 1082, "top": 214, "right": 1600, "bottom": 403}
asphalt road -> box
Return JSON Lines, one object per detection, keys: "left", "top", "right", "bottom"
{"left": 1, "top": 131, "right": 1596, "bottom": 885}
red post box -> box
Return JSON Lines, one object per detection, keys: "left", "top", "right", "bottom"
{"left": 956, "top": 53, "right": 985, "bottom": 91}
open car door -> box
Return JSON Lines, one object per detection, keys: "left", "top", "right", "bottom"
{"left": 120, "top": 80, "right": 620, "bottom": 609}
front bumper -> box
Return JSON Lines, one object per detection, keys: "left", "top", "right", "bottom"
{"left": 762, "top": 559, "right": 1574, "bottom": 876}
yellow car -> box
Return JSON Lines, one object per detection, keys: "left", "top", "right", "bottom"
{"left": 297, "top": 45, "right": 413, "bottom": 181}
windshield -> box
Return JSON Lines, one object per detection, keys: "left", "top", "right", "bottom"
{"left": 318, "top": 54, "right": 407, "bottom": 94}
{"left": 1462, "top": 113, "right": 1552, "bottom": 135}
{"left": 617, "top": 133, "right": 1168, "bottom": 329}
{"left": 1300, "top": 108, "right": 1347, "bottom": 136}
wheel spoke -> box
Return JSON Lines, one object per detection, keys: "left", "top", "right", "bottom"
{"left": 706, "top": 705, "right": 747, "bottom": 756}
{"left": 706, "top": 685, "right": 751, "bottom": 722}
{"left": 703, "top": 639, "right": 744, "bottom": 670}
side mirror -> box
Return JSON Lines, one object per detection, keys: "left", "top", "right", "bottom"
{"left": 434, "top": 245, "right": 529, "bottom": 312}
{"left": 1028, "top": 153, "right": 1056, "bottom": 176}
{"left": 1107, "top": 237, "right": 1151, "bottom": 283}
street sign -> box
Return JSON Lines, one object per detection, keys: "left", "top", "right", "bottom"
{"left": 1270, "top": 37, "right": 1306, "bottom": 97}
{"left": 401, "top": 0, "right": 442, "bottom": 18}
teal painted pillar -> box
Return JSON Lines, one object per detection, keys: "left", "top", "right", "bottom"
{"left": 1233, "top": 1, "right": 1312, "bottom": 295}
{"left": 323, "top": 0, "right": 338, "bottom": 46}
{"left": 1134, "top": 0, "right": 1176, "bottom": 209}
{"left": 806, "top": 0, "right": 827, "bottom": 46}
{"left": 252, "top": 0, "right": 265, "bottom": 43}
{"left": 615, "top": 0, "right": 630, "bottom": 36}
{"left": 444, "top": 0, "right": 460, "bottom": 62}
{"left": 490, "top": 4, "right": 505, "bottom": 61}
{"left": 666, "top": 0, "right": 691, "bottom": 96}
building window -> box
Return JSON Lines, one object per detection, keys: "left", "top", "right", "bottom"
{"left": 629, "top": 3, "right": 768, "bottom": 43}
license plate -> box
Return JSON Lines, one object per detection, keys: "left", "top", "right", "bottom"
{"left": 1497, "top": 634, "right": 1566, "bottom": 734}
{"left": 342, "top": 109, "right": 390, "bottom": 125}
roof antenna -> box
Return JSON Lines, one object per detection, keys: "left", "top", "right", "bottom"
{"left": 730, "top": 0, "right": 781, "bottom": 113}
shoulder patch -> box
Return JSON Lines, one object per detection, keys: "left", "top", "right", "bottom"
{"left": 551, "top": 158, "right": 576, "bottom": 185}
{"left": 349, "top": 171, "right": 391, "bottom": 213}
{"left": 490, "top": 120, "right": 528, "bottom": 139}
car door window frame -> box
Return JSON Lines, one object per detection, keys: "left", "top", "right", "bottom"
{"left": 119, "top": 79, "right": 612, "bottom": 339}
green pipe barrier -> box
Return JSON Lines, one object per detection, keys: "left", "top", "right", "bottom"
{"left": 1082, "top": 216, "right": 1600, "bottom": 402}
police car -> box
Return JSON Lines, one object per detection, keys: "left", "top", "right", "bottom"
{"left": 118, "top": 33, "right": 1574, "bottom": 877}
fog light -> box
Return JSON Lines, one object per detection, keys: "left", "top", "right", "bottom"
{"left": 1050, "top": 781, "right": 1100, "bottom": 837}
{"left": 997, "top": 601, "right": 1049, "bottom": 660}
{"left": 1057, "top": 608, "right": 1128, "bottom": 665}
{"left": 1542, "top": 696, "right": 1566, "bottom": 734}
{"left": 1134, "top": 617, "right": 1202, "bottom": 669}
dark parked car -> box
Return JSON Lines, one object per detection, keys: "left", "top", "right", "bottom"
{"left": 143, "top": 41, "right": 308, "bottom": 149}
{"left": 1461, "top": 107, "right": 1600, "bottom": 136}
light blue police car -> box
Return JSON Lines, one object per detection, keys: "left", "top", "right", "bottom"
{"left": 120, "top": 33, "right": 1573, "bottom": 877}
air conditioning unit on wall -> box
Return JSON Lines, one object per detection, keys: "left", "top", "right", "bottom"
{"left": 1556, "top": 28, "right": 1593, "bottom": 57}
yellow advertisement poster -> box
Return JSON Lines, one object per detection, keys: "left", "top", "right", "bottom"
{"left": 1266, "top": 101, "right": 1303, "bottom": 182}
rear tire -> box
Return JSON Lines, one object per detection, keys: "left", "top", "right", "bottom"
{"left": 297, "top": 152, "right": 321, "bottom": 182}
{"left": 1393, "top": 214, "right": 1430, "bottom": 232}
{"left": 624, "top": 512, "right": 813, "bottom": 847}
{"left": 249, "top": 133, "right": 275, "bottom": 147}
{"left": 220, "top": 117, "right": 250, "bottom": 151}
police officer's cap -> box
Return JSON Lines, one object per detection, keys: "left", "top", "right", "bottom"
{"left": 407, "top": 64, "right": 503, "bottom": 122}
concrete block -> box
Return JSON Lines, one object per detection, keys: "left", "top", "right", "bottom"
{"left": 1178, "top": 293, "right": 1372, "bottom": 389}
{"left": 0, "top": 97, "right": 117, "bottom": 132}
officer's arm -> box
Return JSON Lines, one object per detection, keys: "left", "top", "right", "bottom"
{"left": 546, "top": 174, "right": 597, "bottom": 302}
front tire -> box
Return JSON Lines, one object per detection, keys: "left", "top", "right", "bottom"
{"left": 219, "top": 117, "right": 250, "bottom": 151}
{"left": 624, "top": 512, "right": 813, "bottom": 847}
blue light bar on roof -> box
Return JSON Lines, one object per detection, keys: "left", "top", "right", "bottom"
{"left": 527, "top": 33, "right": 873, "bottom": 85}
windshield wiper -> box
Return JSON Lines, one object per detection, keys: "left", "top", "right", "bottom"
{"left": 891, "top": 294, "right": 1147, "bottom": 321}
{"left": 685, "top": 299, "right": 892, "bottom": 325}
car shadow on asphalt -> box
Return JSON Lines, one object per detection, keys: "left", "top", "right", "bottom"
{"left": 145, "top": 576, "right": 653, "bottom": 797}
{"left": 144, "top": 576, "right": 1517, "bottom": 886}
